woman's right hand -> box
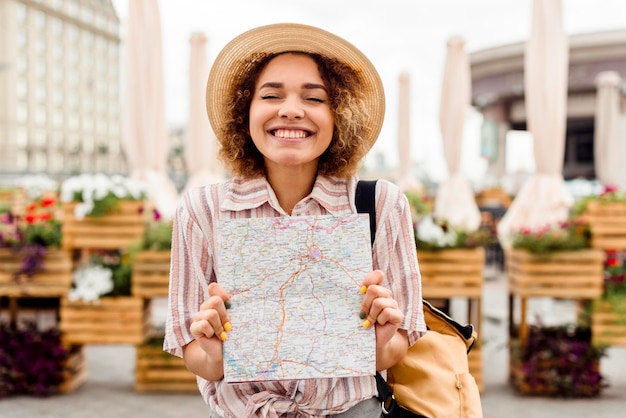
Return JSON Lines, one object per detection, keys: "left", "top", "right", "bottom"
{"left": 189, "top": 282, "right": 232, "bottom": 357}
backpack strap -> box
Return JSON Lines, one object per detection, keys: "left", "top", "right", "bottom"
{"left": 355, "top": 180, "right": 377, "bottom": 246}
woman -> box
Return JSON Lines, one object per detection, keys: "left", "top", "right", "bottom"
{"left": 164, "top": 23, "right": 426, "bottom": 418}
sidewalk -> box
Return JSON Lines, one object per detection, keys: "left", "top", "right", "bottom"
{"left": 1, "top": 269, "right": 625, "bottom": 417}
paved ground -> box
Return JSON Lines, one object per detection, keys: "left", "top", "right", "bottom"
{"left": 1, "top": 267, "right": 625, "bottom": 417}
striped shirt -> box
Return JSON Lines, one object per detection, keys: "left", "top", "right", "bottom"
{"left": 164, "top": 175, "right": 426, "bottom": 418}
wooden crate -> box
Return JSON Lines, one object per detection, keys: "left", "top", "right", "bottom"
{"left": 417, "top": 248, "right": 485, "bottom": 298}
{"left": 58, "top": 345, "right": 87, "bottom": 394}
{"left": 60, "top": 201, "right": 146, "bottom": 250}
{"left": 509, "top": 333, "right": 602, "bottom": 397}
{"left": 468, "top": 345, "right": 483, "bottom": 393}
{"left": 135, "top": 341, "right": 198, "bottom": 393}
{"left": 507, "top": 249, "right": 605, "bottom": 298}
{"left": 592, "top": 299, "right": 626, "bottom": 347}
{"left": 0, "top": 249, "right": 72, "bottom": 297}
{"left": 581, "top": 201, "right": 626, "bottom": 250}
{"left": 132, "top": 251, "right": 171, "bottom": 298}
{"left": 60, "top": 296, "right": 150, "bottom": 345}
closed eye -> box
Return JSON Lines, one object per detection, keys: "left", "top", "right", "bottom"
{"left": 306, "top": 97, "right": 325, "bottom": 103}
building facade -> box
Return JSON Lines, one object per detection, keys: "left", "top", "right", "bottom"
{"left": 470, "top": 29, "right": 626, "bottom": 181}
{"left": 0, "top": 0, "right": 125, "bottom": 182}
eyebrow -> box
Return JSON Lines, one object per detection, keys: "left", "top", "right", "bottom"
{"left": 258, "top": 82, "right": 328, "bottom": 92}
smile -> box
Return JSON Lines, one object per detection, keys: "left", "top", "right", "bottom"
{"left": 270, "top": 129, "right": 312, "bottom": 139}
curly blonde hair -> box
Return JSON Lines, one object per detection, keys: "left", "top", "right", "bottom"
{"left": 217, "top": 52, "right": 372, "bottom": 179}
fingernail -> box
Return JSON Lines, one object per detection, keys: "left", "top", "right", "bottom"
{"left": 219, "top": 331, "right": 228, "bottom": 341}
{"left": 359, "top": 311, "right": 366, "bottom": 320}
{"left": 360, "top": 285, "right": 367, "bottom": 294}
{"left": 225, "top": 300, "right": 232, "bottom": 309}
{"left": 224, "top": 322, "right": 232, "bottom": 332}
{"left": 362, "top": 319, "right": 371, "bottom": 329}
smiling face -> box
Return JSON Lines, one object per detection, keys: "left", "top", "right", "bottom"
{"left": 248, "top": 53, "right": 334, "bottom": 174}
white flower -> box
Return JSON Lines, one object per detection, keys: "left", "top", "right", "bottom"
{"left": 73, "top": 202, "right": 94, "bottom": 220}
{"left": 68, "top": 264, "right": 114, "bottom": 303}
{"left": 16, "top": 174, "right": 58, "bottom": 199}
{"left": 59, "top": 173, "right": 147, "bottom": 217}
{"left": 416, "top": 215, "right": 457, "bottom": 247}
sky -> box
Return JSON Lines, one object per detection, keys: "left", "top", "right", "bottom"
{"left": 111, "top": 0, "right": 626, "bottom": 184}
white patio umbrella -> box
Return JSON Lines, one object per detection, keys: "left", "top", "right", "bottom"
{"left": 433, "top": 36, "right": 481, "bottom": 231}
{"left": 183, "top": 32, "right": 225, "bottom": 194}
{"left": 396, "top": 72, "right": 423, "bottom": 194}
{"left": 121, "top": 0, "right": 179, "bottom": 219}
{"left": 594, "top": 71, "right": 625, "bottom": 188}
{"left": 497, "top": 0, "right": 573, "bottom": 246}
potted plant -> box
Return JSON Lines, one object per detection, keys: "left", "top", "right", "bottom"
{"left": 60, "top": 249, "right": 148, "bottom": 345}
{"left": 0, "top": 196, "right": 71, "bottom": 297}
{"left": 130, "top": 209, "right": 173, "bottom": 298}
{"left": 0, "top": 322, "right": 84, "bottom": 397}
{"left": 59, "top": 173, "right": 148, "bottom": 250}
{"left": 414, "top": 215, "right": 491, "bottom": 298}
{"left": 572, "top": 185, "right": 626, "bottom": 250}
{"left": 507, "top": 220, "right": 605, "bottom": 299}
{"left": 592, "top": 249, "right": 626, "bottom": 347}
{"left": 510, "top": 324, "right": 606, "bottom": 397}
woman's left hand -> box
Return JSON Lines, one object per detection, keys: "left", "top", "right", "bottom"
{"left": 359, "top": 270, "right": 404, "bottom": 349}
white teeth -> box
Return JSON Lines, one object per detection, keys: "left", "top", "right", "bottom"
{"left": 273, "top": 129, "right": 307, "bottom": 139}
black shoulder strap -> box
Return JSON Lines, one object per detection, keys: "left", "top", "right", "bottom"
{"left": 355, "top": 180, "right": 377, "bottom": 246}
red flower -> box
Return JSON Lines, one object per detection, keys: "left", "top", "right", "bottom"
{"left": 39, "top": 212, "right": 52, "bottom": 222}
{"left": 41, "top": 197, "right": 56, "bottom": 207}
{"left": 606, "top": 258, "right": 619, "bottom": 267}
{"left": 26, "top": 203, "right": 37, "bottom": 213}
{"left": 24, "top": 214, "right": 36, "bottom": 224}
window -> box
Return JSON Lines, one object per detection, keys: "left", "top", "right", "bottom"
{"left": 15, "top": 4, "right": 27, "bottom": 23}
{"left": 34, "top": 11, "right": 46, "bottom": 30}
{"left": 33, "top": 129, "right": 47, "bottom": 147}
{"left": 16, "top": 79, "right": 27, "bottom": 98}
{"left": 35, "top": 108, "right": 47, "bottom": 126}
{"left": 16, "top": 103, "right": 28, "bottom": 123}
{"left": 16, "top": 128, "right": 28, "bottom": 148}
{"left": 16, "top": 56, "right": 27, "bottom": 73}
{"left": 36, "top": 85, "right": 46, "bottom": 102}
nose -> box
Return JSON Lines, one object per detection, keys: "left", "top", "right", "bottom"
{"left": 278, "top": 97, "right": 304, "bottom": 119}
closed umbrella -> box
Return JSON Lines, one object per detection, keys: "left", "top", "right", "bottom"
{"left": 121, "top": 0, "right": 179, "bottom": 219}
{"left": 497, "top": 0, "right": 573, "bottom": 246}
{"left": 433, "top": 36, "right": 481, "bottom": 231}
{"left": 594, "top": 71, "right": 624, "bottom": 188}
{"left": 396, "top": 72, "right": 423, "bottom": 194}
{"left": 184, "top": 32, "right": 225, "bottom": 194}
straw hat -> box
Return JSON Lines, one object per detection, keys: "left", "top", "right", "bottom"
{"left": 206, "top": 23, "right": 385, "bottom": 151}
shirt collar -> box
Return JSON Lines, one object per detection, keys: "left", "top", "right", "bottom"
{"left": 221, "top": 176, "right": 357, "bottom": 215}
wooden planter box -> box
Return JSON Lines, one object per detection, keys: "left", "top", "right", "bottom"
{"left": 60, "top": 296, "right": 150, "bottom": 345}
{"left": 0, "top": 248, "right": 72, "bottom": 297}
{"left": 475, "top": 187, "right": 511, "bottom": 208}
{"left": 592, "top": 299, "right": 626, "bottom": 347}
{"left": 417, "top": 248, "right": 485, "bottom": 298}
{"left": 61, "top": 201, "right": 146, "bottom": 250}
{"left": 132, "top": 251, "right": 171, "bottom": 298}
{"left": 509, "top": 330, "right": 603, "bottom": 398}
{"left": 135, "top": 341, "right": 198, "bottom": 393}
{"left": 507, "top": 249, "right": 605, "bottom": 298}
{"left": 581, "top": 201, "right": 626, "bottom": 250}
{"left": 58, "top": 345, "right": 87, "bottom": 394}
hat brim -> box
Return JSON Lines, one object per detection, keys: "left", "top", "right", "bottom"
{"left": 206, "top": 23, "right": 385, "bottom": 153}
